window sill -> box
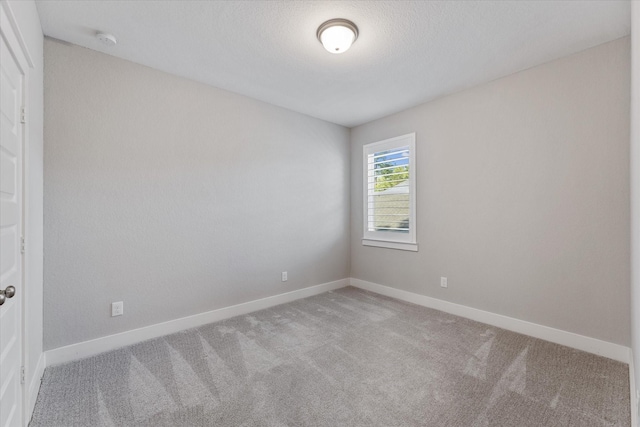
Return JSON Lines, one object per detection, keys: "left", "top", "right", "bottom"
{"left": 362, "top": 239, "right": 418, "bottom": 252}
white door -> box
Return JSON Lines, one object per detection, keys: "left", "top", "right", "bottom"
{"left": 0, "top": 29, "right": 24, "bottom": 427}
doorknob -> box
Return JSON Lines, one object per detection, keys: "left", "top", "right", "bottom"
{"left": 0, "top": 286, "right": 16, "bottom": 306}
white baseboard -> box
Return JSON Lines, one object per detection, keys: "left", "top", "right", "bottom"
{"left": 44, "top": 277, "right": 630, "bottom": 366}
{"left": 631, "top": 349, "right": 638, "bottom": 427}
{"left": 25, "top": 351, "right": 45, "bottom": 426}
{"left": 350, "top": 278, "right": 630, "bottom": 363}
{"left": 45, "top": 279, "right": 349, "bottom": 366}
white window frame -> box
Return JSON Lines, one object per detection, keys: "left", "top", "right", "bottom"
{"left": 362, "top": 133, "right": 417, "bottom": 252}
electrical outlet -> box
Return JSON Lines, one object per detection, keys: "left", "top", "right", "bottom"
{"left": 111, "top": 301, "right": 123, "bottom": 317}
{"left": 281, "top": 271, "right": 288, "bottom": 282}
{"left": 440, "top": 277, "right": 448, "bottom": 288}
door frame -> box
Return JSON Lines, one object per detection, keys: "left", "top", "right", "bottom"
{"left": 0, "top": 2, "right": 35, "bottom": 426}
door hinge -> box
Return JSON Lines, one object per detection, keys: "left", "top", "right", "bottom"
{"left": 20, "top": 236, "right": 25, "bottom": 254}
{"left": 20, "top": 366, "right": 25, "bottom": 385}
{"left": 20, "top": 106, "right": 25, "bottom": 124}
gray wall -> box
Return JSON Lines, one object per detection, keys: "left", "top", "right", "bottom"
{"left": 44, "top": 40, "right": 350, "bottom": 350}
{"left": 350, "top": 37, "right": 631, "bottom": 346}
{"left": 7, "top": 0, "right": 45, "bottom": 400}
{"left": 631, "top": 0, "right": 640, "bottom": 419}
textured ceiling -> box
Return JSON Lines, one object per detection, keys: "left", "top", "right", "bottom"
{"left": 36, "top": 1, "right": 630, "bottom": 127}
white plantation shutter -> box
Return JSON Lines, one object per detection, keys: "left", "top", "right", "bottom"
{"left": 367, "top": 147, "right": 410, "bottom": 232}
{"left": 362, "top": 133, "right": 417, "bottom": 251}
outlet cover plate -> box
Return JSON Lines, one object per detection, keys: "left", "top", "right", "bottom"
{"left": 111, "top": 301, "right": 123, "bottom": 317}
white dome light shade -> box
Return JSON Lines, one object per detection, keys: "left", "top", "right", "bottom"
{"left": 317, "top": 19, "right": 358, "bottom": 54}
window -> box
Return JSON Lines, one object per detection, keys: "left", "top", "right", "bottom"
{"left": 362, "top": 133, "right": 417, "bottom": 251}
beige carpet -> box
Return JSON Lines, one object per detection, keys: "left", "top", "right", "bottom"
{"left": 31, "top": 287, "right": 630, "bottom": 426}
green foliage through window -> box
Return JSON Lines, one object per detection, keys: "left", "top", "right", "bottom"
{"left": 374, "top": 163, "right": 409, "bottom": 192}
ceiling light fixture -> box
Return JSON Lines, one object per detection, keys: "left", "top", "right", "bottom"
{"left": 316, "top": 19, "right": 358, "bottom": 54}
